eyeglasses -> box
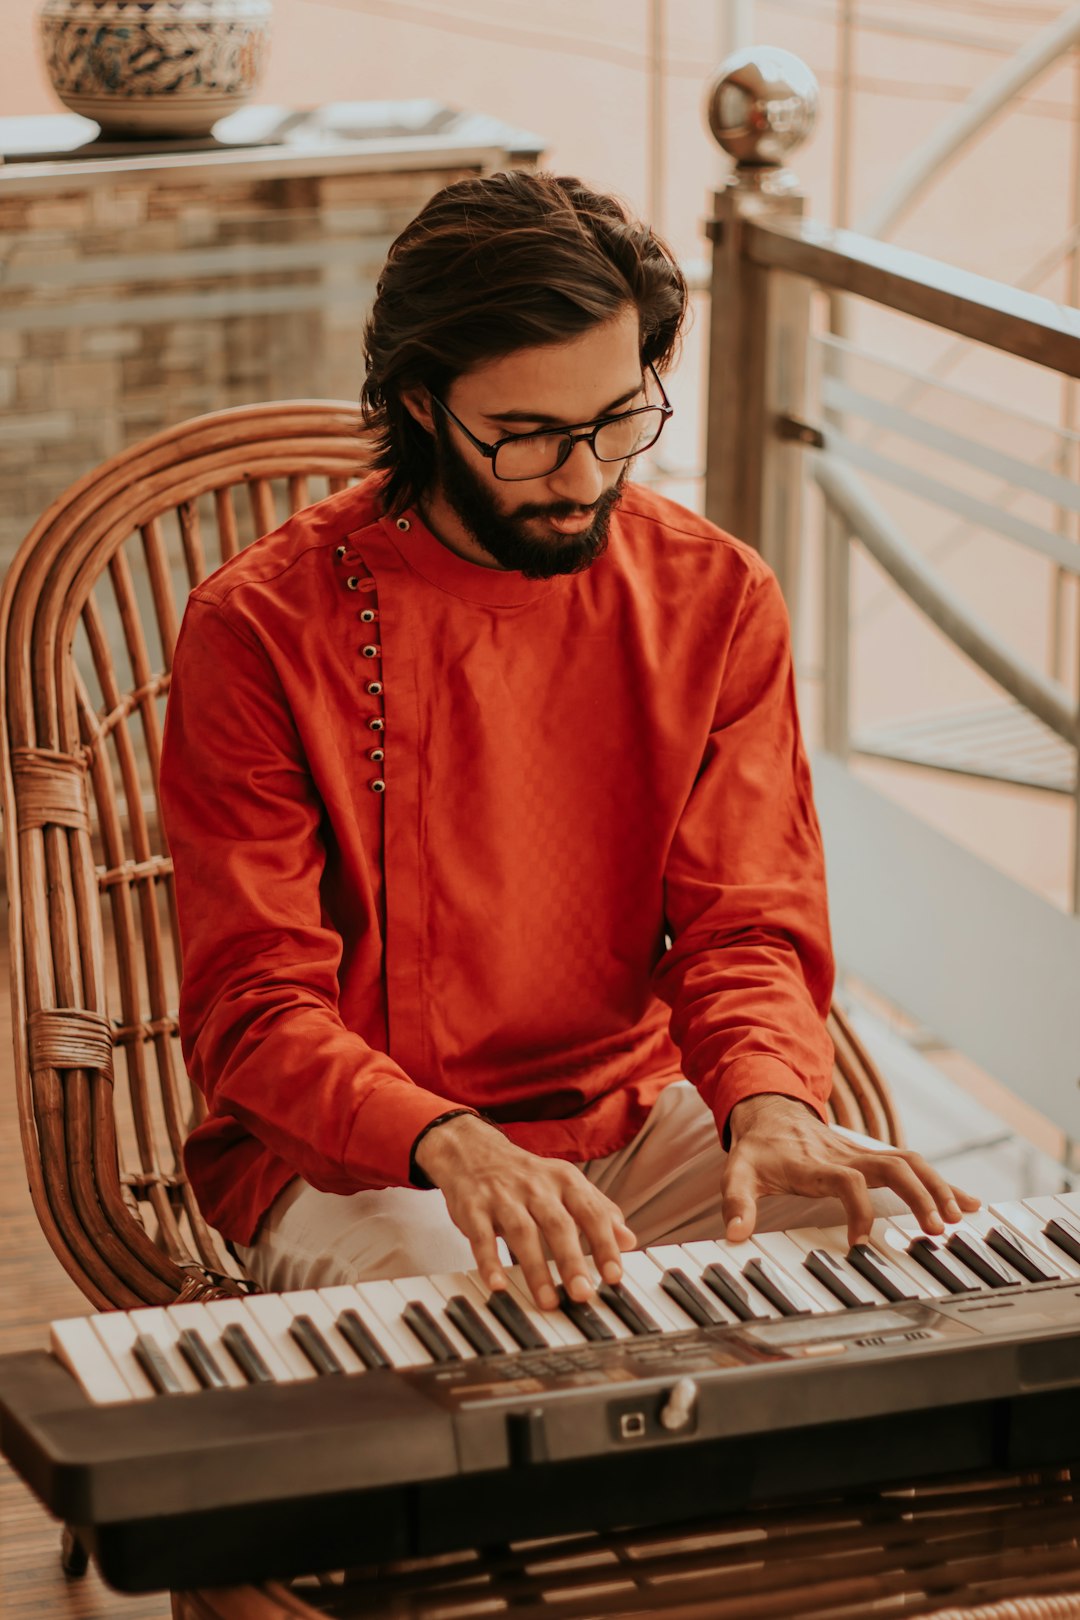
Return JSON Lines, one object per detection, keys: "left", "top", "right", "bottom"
{"left": 429, "top": 363, "right": 673, "bottom": 482}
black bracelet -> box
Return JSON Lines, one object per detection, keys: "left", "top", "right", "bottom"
{"left": 409, "top": 1109, "right": 476, "bottom": 1188}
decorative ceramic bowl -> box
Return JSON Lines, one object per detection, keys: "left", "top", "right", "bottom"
{"left": 37, "top": 0, "right": 273, "bottom": 139}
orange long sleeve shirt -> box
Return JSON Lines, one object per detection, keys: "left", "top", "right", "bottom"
{"left": 160, "top": 474, "right": 835, "bottom": 1246}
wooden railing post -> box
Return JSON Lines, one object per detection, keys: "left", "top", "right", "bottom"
{"left": 704, "top": 49, "right": 819, "bottom": 619}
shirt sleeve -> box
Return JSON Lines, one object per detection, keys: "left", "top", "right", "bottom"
{"left": 160, "top": 596, "right": 474, "bottom": 1195}
{"left": 652, "top": 564, "right": 835, "bottom": 1146}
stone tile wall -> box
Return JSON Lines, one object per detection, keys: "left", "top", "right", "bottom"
{"left": 0, "top": 161, "right": 483, "bottom": 569}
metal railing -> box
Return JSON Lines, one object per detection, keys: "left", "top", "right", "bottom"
{"left": 703, "top": 48, "right": 1080, "bottom": 1156}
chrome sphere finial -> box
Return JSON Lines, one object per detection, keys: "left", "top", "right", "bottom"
{"left": 706, "top": 47, "right": 818, "bottom": 169}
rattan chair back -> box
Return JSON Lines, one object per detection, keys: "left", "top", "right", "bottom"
{"left": 1, "top": 400, "right": 901, "bottom": 1314}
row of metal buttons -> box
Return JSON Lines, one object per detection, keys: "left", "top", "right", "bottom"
{"left": 336, "top": 533, "right": 401, "bottom": 793}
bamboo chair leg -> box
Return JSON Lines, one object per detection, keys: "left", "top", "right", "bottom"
{"left": 60, "top": 1524, "right": 90, "bottom": 1577}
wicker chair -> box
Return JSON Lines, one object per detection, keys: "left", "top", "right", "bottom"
{"left": 1, "top": 396, "right": 901, "bottom": 1314}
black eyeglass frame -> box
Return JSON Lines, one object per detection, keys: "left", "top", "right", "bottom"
{"left": 429, "top": 362, "right": 673, "bottom": 482}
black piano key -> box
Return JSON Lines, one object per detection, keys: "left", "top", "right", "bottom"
{"left": 741, "top": 1258, "right": 807, "bottom": 1317}
{"left": 701, "top": 1260, "right": 761, "bottom": 1321}
{"left": 176, "top": 1328, "right": 229, "bottom": 1390}
{"left": 985, "top": 1226, "right": 1059, "bottom": 1284}
{"left": 290, "top": 1314, "right": 345, "bottom": 1375}
{"left": 1044, "top": 1216, "right": 1080, "bottom": 1266}
{"left": 804, "top": 1250, "right": 866, "bottom": 1309}
{"left": 598, "top": 1281, "right": 662, "bottom": 1336}
{"left": 133, "top": 1333, "right": 184, "bottom": 1396}
{"left": 444, "top": 1295, "right": 505, "bottom": 1357}
{"left": 220, "top": 1322, "right": 275, "bottom": 1384}
{"left": 401, "top": 1301, "right": 461, "bottom": 1363}
{"left": 661, "top": 1268, "right": 727, "bottom": 1328}
{"left": 907, "top": 1237, "right": 978, "bottom": 1296}
{"left": 335, "top": 1308, "right": 391, "bottom": 1369}
{"left": 556, "top": 1286, "right": 616, "bottom": 1342}
{"left": 846, "top": 1243, "right": 918, "bottom": 1303}
{"left": 945, "top": 1232, "right": 1018, "bottom": 1289}
{"left": 486, "top": 1290, "right": 548, "bottom": 1351}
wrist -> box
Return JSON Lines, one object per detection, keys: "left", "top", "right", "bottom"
{"left": 726, "top": 1092, "right": 814, "bottom": 1146}
{"left": 411, "top": 1110, "right": 494, "bottom": 1187}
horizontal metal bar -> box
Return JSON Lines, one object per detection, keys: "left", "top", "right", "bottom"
{"left": 826, "top": 428, "right": 1080, "bottom": 575}
{"left": 746, "top": 217, "right": 1080, "bottom": 380}
{"left": 813, "top": 454, "right": 1079, "bottom": 747}
{"left": 817, "top": 332, "right": 1080, "bottom": 448}
{"left": 822, "top": 376, "right": 1080, "bottom": 517}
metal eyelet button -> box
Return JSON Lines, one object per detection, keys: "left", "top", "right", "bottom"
{"left": 361, "top": 644, "right": 380, "bottom": 659}
{"left": 335, "top": 545, "right": 347, "bottom": 560}
{"left": 346, "top": 576, "right": 359, "bottom": 590}
{"left": 368, "top": 747, "right": 385, "bottom": 762}
{"left": 396, "top": 517, "right": 410, "bottom": 531}
{"left": 368, "top": 717, "right": 385, "bottom": 732}
{"left": 370, "top": 778, "right": 386, "bottom": 793}
{"left": 359, "top": 609, "right": 377, "bottom": 623}
{"left": 367, "top": 681, "right": 383, "bottom": 696}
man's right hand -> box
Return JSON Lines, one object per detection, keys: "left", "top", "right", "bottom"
{"left": 413, "top": 1114, "right": 636, "bottom": 1311}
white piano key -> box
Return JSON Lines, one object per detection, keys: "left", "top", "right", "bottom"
{"left": 964, "top": 1208, "right": 1063, "bottom": 1283}
{"left": 747, "top": 1233, "right": 844, "bottom": 1313}
{"left": 644, "top": 1244, "right": 744, "bottom": 1325}
{"left": 50, "top": 1316, "right": 132, "bottom": 1405}
{"left": 277, "top": 1290, "right": 369, "bottom": 1374}
{"left": 126, "top": 1308, "right": 202, "bottom": 1394}
{"left": 428, "top": 1271, "right": 523, "bottom": 1354}
{"left": 350, "top": 1279, "right": 438, "bottom": 1367}
{"left": 1025, "top": 1196, "right": 1080, "bottom": 1269}
{"left": 243, "top": 1293, "right": 320, "bottom": 1379}
{"left": 204, "top": 1297, "right": 299, "bottom": 1382}
{"left": 775, "top": 1227, "right": 885, "bottom": 1307}
{"left": 679, "top": 1240, "right": 779, "bottom": 1319}
{"left": 164, "top": 1301, "right": 247, "bottom": 1389}
{"left": 887, "top": 1215, "right": 986, "bottom": 1293}
{"left": 618, "top": 1250, "right": 704, "bottom": 1331}
{"left": 575, "top": 1264, "right": 634, "bottom": 1340}
{"left": 500, "top": 1268, "right": 584, "bottom": 1346}
{"left": 388, "top": 1276, "right": 478, "bottom": 1359}
{"left": 870, "top": 1218, "right": 951, "bottom": 1299}
{"left": 994, "top": 1202, "right": 1080, "bottom": 1278}
{"left": 89, "top": 1311, "right": 160, "bottom": 1400}
{"left": 940, "top": 1218, "right": 1026, "bottom": 1288}
{"left": 319, "top": 1284, "right": 417, "bottom": 1368}
{"left": 1050, "top": 1190, "right": 1080, "bottom": 1221}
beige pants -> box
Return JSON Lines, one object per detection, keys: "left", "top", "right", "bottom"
{"left": 235, "top": 1080, "right": 904, "bottom": 1293}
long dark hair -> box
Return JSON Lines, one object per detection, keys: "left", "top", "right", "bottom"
{"left": 360, "top": 169, "right": 688, "bottom": 515}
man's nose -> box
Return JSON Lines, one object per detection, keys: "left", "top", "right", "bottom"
{"left": 545, "top": 438, "right": 606, "bottom": 508}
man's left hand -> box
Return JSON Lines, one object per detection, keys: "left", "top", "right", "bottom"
{"left": 723, "top": 1093, "right": 980, "bottom": 1246}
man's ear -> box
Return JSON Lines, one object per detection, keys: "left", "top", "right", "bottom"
{"left": 401, "top": 386, "right": 435, "bottom": 434}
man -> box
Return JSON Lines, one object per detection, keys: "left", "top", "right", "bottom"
{"left": 161, "top": 170, "right": 976, "bottom": 1311}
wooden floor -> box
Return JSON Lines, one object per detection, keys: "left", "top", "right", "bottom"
{"left": 0, "top": 937, "right": 172, "bottom": 1619}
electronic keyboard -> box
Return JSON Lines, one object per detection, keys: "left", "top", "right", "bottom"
{"left": 3, "top": 1193, "right": 1080, "bottom": 1593}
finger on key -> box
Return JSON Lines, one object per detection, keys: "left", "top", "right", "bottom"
{"left": 468, "top": 1217, "right": 509, "bottom": 1295}
{"left": 534, "top": 1200, "right": 595, "bottom": 1303}
{"left": 826, "top": 1167, "right": 876, "bottom": 1247}
{"left": 884, "top": 1152, "right": 977, "bottom": 1229}
{"left": 501, "top": 1210, "right": 560, "bottom": 1310}
{"left": 568, "top": 1185, "right": 634, "bottom": 1287}
{"left": 865, "top": 1157, "right": 947, "bottom": 1235}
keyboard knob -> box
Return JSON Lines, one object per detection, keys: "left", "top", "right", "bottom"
{"left": 659, "top": 1375, "right": 699, "bottom": 1433}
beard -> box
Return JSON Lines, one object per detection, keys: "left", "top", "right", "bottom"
{"left": 428, "top": 412, "right": 630, "bottom": 580}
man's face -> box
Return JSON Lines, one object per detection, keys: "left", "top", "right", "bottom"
{"left": 413, "top": 306, "right": 647, "bottom": 578}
